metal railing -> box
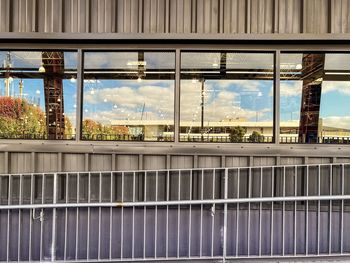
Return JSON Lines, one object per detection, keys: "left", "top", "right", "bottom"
{"left": 0, "top": 163, "right": 350, "bottom": 262}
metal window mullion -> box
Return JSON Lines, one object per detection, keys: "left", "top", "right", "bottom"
{"left": 274, "top": 50, "right": 280, "bottom": 144}
{"left": 76, "top": 49, "right": 83, "bottom": 141}
{"left": 174, "top": 49, "right": 181, "bottom": 143}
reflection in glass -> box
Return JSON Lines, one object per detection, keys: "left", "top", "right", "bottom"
{"left": 280, "top": 53, "right": 350, "bottom": 144}
{"left": 82, "top": 51, "right": 175, "bottom": 141}
{"left": 180, "top": 52, "right": 274, "bottom": 142}
{"left": 0, "top": 51, "right": 77, "bottom": 139}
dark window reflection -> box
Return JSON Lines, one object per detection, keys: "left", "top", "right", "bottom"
{"left": 280, "top": 53, "right": 350, "bottom": 144}
{"left": 82, "top": 51, "right": 175, "bottom": 141}
{"left": 180, "top": 52, "right": 274, "bottom": 143}
{"left": 0, "top": 51, "right": 77, "bottom": 140}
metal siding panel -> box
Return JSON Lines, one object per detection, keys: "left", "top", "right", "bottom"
{"left": 253, "top": 156, "right": 276, "bottom": 166}
{"left": 307, "top": 157, "right": 332, "bottom": 164}
{"left": 62, "top": 153, "right": 85, "bottom": 172}
{"left": 225, "top": 156, "right": 249, "bottom": 167}
{"left": 36, "top": 153, "right": 58, "bottom": 172}
{"left": 198, "top": 155, "right": 221, "bottom": 168}
{"left": 90, "top": 154, "right": 112, "bottom": 171}
{"left": 303, "top": 0, "right": 329, "bottom": 33}
{"left": 223, "top": 0, "right": 246, "bottom": 33}
{"left": 0, "top": 153, "right": 4, "bottom": 173}
{"left": 280, "top": 157, "right": 304, "bottom": 165}
{"left": 335, "top": 157, "right": 350, "bottom": 163}
{"left": 116, "top": 155, "right": 139, "bottom": 170}
{"left": 170, "top": 155, "right": 194, "bottom": 169}
{"left": 0, "top": 0, "right": 10, "bottom": 32}
{"left": 143, "top": 155, "right": 166, "bottom": 170}
{"left": 250, "top": 0, "right": 274, "bottom": 33}
{"left": 9, "top": 153, "right": 32, "bottom": 173}
{"left": 330, "top": 0, "right": 350, "bottom": 33}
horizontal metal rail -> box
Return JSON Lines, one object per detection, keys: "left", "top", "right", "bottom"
{"left": 0, "top": 163, "right": 350, "bottom": 262}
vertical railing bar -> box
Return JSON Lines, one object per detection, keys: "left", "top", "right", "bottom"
{"left": 270, "top": 167, "right": 274, "bottom": 256}
{"left": 75, "top": 173, "right": 80, "bottom": 260}
{"left": 236, "top": 168, "right": 240, "bottom": 257}
{"left": 155, "top": 171, "right": 158, "bottom": 258}
{"left": 177, "top": 170, "right": 181, "bottom": 258}
{"left": 18, "top": 174, "right": 23, "bottom": 261}
{"left": 64, "top": 173, "right": 68, "bottom": 261}
{"left": 189, "top": 170, "right": 193, "bottom": 258}
{"left": 317, "top": 165, "right": 321, "bottom": 255}
{"left": 223, "top": 168, "right": 228, "bottom": 259}
{"left": 247, "top": 167, "right": 251, "bottom": 256}
{"left": 200, "top": 169, "right": 204, "bottom": 257}
{"left": 306, "top": 165, "right": 309, "bottom": 256}
{"left": 51, "top": 173, "right": 58, "bottom": 262}
{"left": 142, "top": 172, "right": 146, "bottom": 260}
{"left": 166, "top": 170, "right": 169, "bottom": 259}
{"left": 259, "top": 167, "right": 262, "bottom": 256}
{"left": 132, "top": 172, "right": 135, "bottom": 259}
{"left": 29, "top": 174, "right": 34, "bottom": 261}
{"left": 98, "top": 173, "right": 102, "bottom": 260}
{"left": 329, "top": 165, "right": 333, "bottom": 254}
{"left": 87, "top": 173, "right": 91, "bottom": 260}
{"left": 294, "top": 166, "right": 297, "bottom": 256}
{"left": 109, "top": 172, "right": 113, "bottom": 260}
{"left": 6, "top": 209, "right": 10, "bottom": 262}
{"left": 40, "top": 174, "right": 44, "bottom": 262}
{"left": 121, "top": 172, "right": 124, "bottom": 260}
{"left": 341, "top": 164, "right": 345, "bottom": 254}
{"left": 211, "top": 169, "right": 216, "bottom": 257}
{"left": 282, "top": 167, "right": 285, "bottom": 256}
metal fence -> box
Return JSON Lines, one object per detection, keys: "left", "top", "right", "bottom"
{"left": 1, "top": 163, "right": 350, "bottom": 262}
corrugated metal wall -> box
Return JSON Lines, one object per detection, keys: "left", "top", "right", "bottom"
{"left": 0, "top": 0, "right": 350, "bottom": 34}
{"left": 1, "top": 151, "right": 350, "bottom": 174}
{"left": 1, "top": 0, "right": 350, "bottom": 174}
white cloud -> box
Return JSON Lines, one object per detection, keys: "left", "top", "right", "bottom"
{"left": 322, "top": 81, "right": 350, "bottom": 96}
{"left": 322, "top": 116, "right": 350, "bottom": 130}
{"left": 280, "top": 81, "right": 302, "bottom": 97}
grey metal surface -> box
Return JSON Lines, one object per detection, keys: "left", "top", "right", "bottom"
{"left": 1, "top": 163, "right": 350, "bottom": 261}
{"left": 0, "top": 0, "right": 350, "bottom": 35}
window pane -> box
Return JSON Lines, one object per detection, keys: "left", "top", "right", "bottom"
{"left": 0, "top": 51, "right": 77, "bottom": 140}
{"left": 280, "top": 53, "right": 350, "bottom": 144}
{"left": 180, "top": 52, "right": 274, "bottom": 143}
{"left": 82, "top": 51, "right": 175, "bottom": 141}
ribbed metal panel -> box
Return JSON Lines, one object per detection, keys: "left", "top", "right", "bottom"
{"left": 1, "top": 0, "right": 350, "bottom": 34}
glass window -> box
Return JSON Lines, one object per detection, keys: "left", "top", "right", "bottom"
{"left": 180, "top": 52, "right": 274, "bottom": 143}
{"left": 280, "top": 52, "right": 350, "bottom": 144}
{"left": 82, "top": 51, "right": 175, "bottom": 141}
{"left": 0, "top": 51, "right": 77, "bottom": 139}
